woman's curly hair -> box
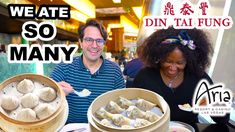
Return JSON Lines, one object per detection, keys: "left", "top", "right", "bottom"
{"left": 138, "top": 26, "right": 213, "bottom": 77}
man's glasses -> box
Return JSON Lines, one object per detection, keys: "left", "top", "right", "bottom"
{"left": 83, "top": 37, "right": 105, "bottom": 46}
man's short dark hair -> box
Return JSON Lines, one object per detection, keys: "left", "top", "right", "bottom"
{"left": 78, "top": 19, "right": 108, "bottom": 42}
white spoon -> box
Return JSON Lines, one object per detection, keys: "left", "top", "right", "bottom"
{"left": 178, "top": 104, "right": 192, "bottom": 112}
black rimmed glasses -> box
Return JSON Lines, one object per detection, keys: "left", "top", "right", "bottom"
{"left": 83, "top": 37, "right": 105, "bottom": 46}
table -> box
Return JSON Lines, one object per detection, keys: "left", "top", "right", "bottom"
{"left": 193, "top": 123, "right": 235, "bottom": 132}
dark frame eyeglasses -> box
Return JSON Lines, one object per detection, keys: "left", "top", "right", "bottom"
{"left": 83, "top": 37, "right": 105, "bottom": 46}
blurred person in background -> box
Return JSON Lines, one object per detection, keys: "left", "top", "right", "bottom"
{"left": 133, "top": 27, "right": 229, "bottom": 126}
{"left": 123, "top": 48, "right": 143, "bottom": 87}
{"left": 118, "top": 49, "right": 129, "bottom": 67}
{"left": 50, "top": 19, "right": 125, "bottom": 123}
{"left": 30, "top": 39, "right": 43, "bottom": 45}
{"left": 0, "top": 44, "right": 6, "bottom": 53}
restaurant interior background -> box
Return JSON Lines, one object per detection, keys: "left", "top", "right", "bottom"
{"left": 0, "top": 0, "right": 234, "bottom": 123}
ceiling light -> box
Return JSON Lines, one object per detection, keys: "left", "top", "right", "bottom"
{"left": 70, "top": 10, "right": 89, "bottom": 23}
{"left": 96, "top": 7, "right": 126, "bottom": 14}
{"left": 120, "top": 15, "right": 138, "bottom": 34}
{"left": 112, "top": 0, "right": 121, "bottom": 4}
{"left": 132, "top": 6, "right": 143, "bottom": 19}
{"left": 63, "top": 0, "right": 95, "bottom": 18}
{"left": 107, "top": 16, "right": 139, "bottom": 34}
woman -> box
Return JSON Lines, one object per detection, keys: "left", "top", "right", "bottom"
{"left": 133, "top": 27, "right": 229, "bottom": 125}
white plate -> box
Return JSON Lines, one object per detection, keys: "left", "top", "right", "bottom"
{"left": 60, "top": 123, "right": 89, "bottom": 132}
{"left": 169, "top": 121, "right": 195, "bottom": 132}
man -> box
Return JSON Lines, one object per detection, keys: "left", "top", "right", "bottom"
{"left": 50, "top": 19, "right": 125, "bottom": 123}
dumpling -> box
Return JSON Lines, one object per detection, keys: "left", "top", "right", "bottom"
{"left": 95, "top": 107, "right": 112, "bottom": 120}
{"left": 136, "top": 99, "right": 156, "bottom": 111}
{"left": 100, "top": 119, "right": 113, "bottom": 127}
{"left": 39, "top": 87, "right": 57, "bottom": 102}
{"left": 134, "top": 118, "right": 151, "bottom": 128}
{"left": 126, "top": 106, "right": 145, "bottom": 119}
{"left": 106, "top": 101, "right": 124, "bottom": 114}
{"left": 21, "top": 93, "right": 39, "bottom": 108}
{"left": 144, "top": 111, "right": 160, "bottom": 122}
{"left": 117, "top": 96, "right": 134, "bottom": 109}
{"left": 17, "top": 79, "right": 34, "bottom": 94}
{"left": 111, "top": 114, "right": 131, "bottom": 126}
{"left": 16, "top": 108, "right": 36, "bottom": 122}
{"left": 34, "top": 104, "right": 54, "bottom": 120}
{"left": 1, "top": 95, "right": 19, "bottom": 111}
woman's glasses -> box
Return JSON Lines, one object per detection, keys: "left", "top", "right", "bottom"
{"left": 83, "top": 37, "right": 105, "bottom": 46}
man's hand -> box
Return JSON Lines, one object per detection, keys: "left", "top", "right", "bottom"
{"left": 58, "top": 81, "right": 74, "bottom": 96}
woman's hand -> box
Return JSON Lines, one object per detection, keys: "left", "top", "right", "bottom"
{"left": 58, "top": 81, "right": 74, "bottom": 96}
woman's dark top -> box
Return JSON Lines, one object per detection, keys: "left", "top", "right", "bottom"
{"left": 132, "top": 67, "right": 229, "bottom": 124}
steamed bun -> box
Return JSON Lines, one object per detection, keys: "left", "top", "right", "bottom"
{"left": 16, "top": 108, "right": 36, "bottom": 122}
{"left": 34, "top": 104, "right": 54, "bottom": 120}
{"left": 39, "top": 87, "right": 57, "bottom": 102}
{"left": 21, "top": 93, "right": 39, "bottom": 108}
{"left": 17, "top": 79, "right": 34, "bottom": 94}
{"left": 1, "top": 95, "right": 19, "bottom": 111}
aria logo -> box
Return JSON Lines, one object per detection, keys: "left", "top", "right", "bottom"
{"left": 192, "top": 79, "right": 232, "bottom": 116}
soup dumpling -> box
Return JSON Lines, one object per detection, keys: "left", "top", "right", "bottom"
{"left": 39, "top": 87, "right": 57, "bottom": 102}
{"left": 17, "top": 79, "right": 34, "bottom": 94}
{"left": 16, "top": 108, "right": 36, "bottom": 122}
{"left": 21, "top": 93, "right": 39, "bottom": 108}
{"left": 35, "top": 103, "right": 54, "bottom": 120}
{"left": 1, "top": 95, "right": 19, "bottom": 111}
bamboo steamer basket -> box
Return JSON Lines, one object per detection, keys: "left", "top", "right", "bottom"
{"left": 89, "top": 88, "right": 170, "bottom": 132}
{"left": 0, "top": 74, "right": 68, "bottom": 132}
